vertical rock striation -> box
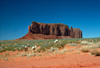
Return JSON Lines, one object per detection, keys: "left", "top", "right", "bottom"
{"left": 28, "top": 21, "right": 82, "bottom": 38}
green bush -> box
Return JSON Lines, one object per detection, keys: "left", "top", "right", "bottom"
{"left": 0, "top": 49, "right": 6, "bottom": 53}
{"left": 69, "top": 43, "right": 78, "bottom": 46}
{"left": 4, "top": 47, "right": 14, "bottom": 51}
{"left": 41, "top": 47, "right": 46, "bottom": 52}
{"left": 17, "top": 47, "right": 23, "bottom": 51}
{"left": 37, "top": 47, "right": 46, "bottom": 52}
{"left": 0, "top": 37, "right": 100, "bottom": 52}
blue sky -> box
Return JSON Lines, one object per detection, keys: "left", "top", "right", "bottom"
{"left": 0, "top": 0, "right": 100, "bottom": 40}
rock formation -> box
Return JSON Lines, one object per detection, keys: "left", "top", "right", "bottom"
{"left": 19, "top": 21, "right": 82, "bottom": 40}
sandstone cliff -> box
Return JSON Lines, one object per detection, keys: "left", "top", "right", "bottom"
{"left": 19, "top": 21, "right": 82, "bottom": 40}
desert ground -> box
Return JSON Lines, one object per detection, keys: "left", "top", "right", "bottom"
{"left": 0, "top": 39, "right": 100, "bottom": 68}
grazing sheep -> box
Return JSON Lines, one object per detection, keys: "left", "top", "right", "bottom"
{"left": 31, "top": 46, "right": 37, "bottom": 53}
{"left": 31, "top": 46, "right": 37, "bottom": 50}
{"left": 54, "top": 39, "right": 58, "bottom": 43}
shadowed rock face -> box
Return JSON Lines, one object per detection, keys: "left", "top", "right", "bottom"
{"left": 28, "top": 21, "right": 82, "bottom": 38}
{"left": 31, "top": 21, "right": 40, "bottom": 33}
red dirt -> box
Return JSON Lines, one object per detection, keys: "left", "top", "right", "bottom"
{"left": 16, "top": 33, "right": 72, "bottom": 40}
{"left": 0, "top": 45, "right": 100, "bottom": 68}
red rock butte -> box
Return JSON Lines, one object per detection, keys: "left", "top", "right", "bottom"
{"left": 18, "top": 21, "right": 82, "bottom": 40}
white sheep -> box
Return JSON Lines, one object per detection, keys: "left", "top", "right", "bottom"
{"left": 31, "top": 46, "right": 37, "bottom": 50}
{"left": 54, "top": 39, "right": 59, "bottom": 43}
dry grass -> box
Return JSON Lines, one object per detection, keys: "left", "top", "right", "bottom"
{"left": 81, "top": 46, "right": 90, "bottom": 52}
{"left": 89, "top": 45, "right": 97, "bottom": 49}
{"left": 90, "top": 49, "right": 100, "bottom": 56}
{"left": 46, "top": 47, "right": 59, "bottom": 53}
{"left": 96, "top": 42, "right": 100, "bottom": 48}
{"left": 81, "top": 41, "right": 88, "bottom": 45}
{"left": 53, "top": 47, "right": 67, "bottom": 55}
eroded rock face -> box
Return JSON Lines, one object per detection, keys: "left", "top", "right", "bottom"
{"left": 30, "top": 21, "right": 40, "bottom": 34}
{"left": 73, "top": 28, "right": 82, "bottom": 38}
{"left": 28, "top": 21, "right": 82, "bottom": 38}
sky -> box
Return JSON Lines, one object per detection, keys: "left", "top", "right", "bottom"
{"left": 0, "top": 0, "right": 100, "bottom": 40}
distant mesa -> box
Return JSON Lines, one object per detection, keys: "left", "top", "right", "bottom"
{"left": 18, "top": 21, "right": 82, "bottom": 40}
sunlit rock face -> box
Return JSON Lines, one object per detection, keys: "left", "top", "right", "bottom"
{"left": 28, "top": 21, "right": 82, "bottom": 38}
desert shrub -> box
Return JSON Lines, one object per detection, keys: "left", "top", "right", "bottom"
{"left": 49, "top": 43, "right": 55, "bottom": 47}
{"left": 2, "top": 46, "right": 24, "bottom": 52}
{"left": 81, "top": 46, "right": 90, "bottom": 52}
{"left": 0, "top": 37, "right": 99, "bottom": 52}
{"left": 54, "top": 41, "right": 66, "bottom": 49}
{"left": 81, "top": 41, "right": 88, "bottom": 45}
{"left": 90, "top": 49, "right": 100, "bottom": 56}
{"left": 61, "top": 48, "right": 67, "bottom": 52}
{"left": 68, "top": 40, "right": 80, "bottom": 44}
{"left": 68, "top": 40, "right": 73, "bottom": 43}
{"left": 2, "top": 49, "right": 6, "bottom": 52}
{"left": 53, "top": 48, "right": 67, "bottom": 54}
{"left": 37, "top": 53, "right": 42, "bottom": 56}
{"left": 27, "top": 45, "right": 31, "bottom": 47}
{"left": 46, "top": 47, "right": 54, "bottom": 53}
{"left": 69, "top": 43, "right": 78, "bottom": 46}
{"left": 96, "top": 42, "right": 100, "bottom": 48}
{"left": 45, "top": 45, "right": 51, "bottom": 49}
{"left": 97, "top": 45, "right": 100, "bottom": 48}
{"left": 34, "top": 51, "right": 37, "bottom": 53}
{"left": 37, "top": 47, "right": 46, "bottom": 52}
{"left": 0, "top": 47, "right": 6, "bottom": 53}
{"left": 19, "top": 53, "right": 28, "bottom": 57}
{"left": 37, "top": 49, "right": 41, "bottom": 53}
{"left": 27, "top": 53, "right": 36, "bottom": 57}
{"left": 69, "top": 49, "right": 74, "bottom": 52}
{"left": 53, "top": 47, "right": 59, "bottom": 51}
{"left": 57, "top": 45, "right": 62, "bottom": 49}
{"left": 60, "top": 42, "right": 65, "bottom": 48}
{"left": 41, "top": 47, "right": 46, "bottom": 52}
{"left": 0, "top": 50, "right": 3, "bottom": 53}
{"left": 13, "top": 48, "right": 17, "bottom": 51}
{"left": 46, "top": 47, "right": 59, "bottom": 53}
{"left": 88, "top": 42, "right": 95, "bottom": 45}
{"left": 4, "top": 53, "right": 9, "bottom": 57}
{"left": 89, "top": 45, "right": 97, "bottom": 49}
{"left": 1, "top": 46, "right": 5, "bottom": 48}
{"left": 50, "top": 47, "right": 54, "bottom": 51}
{"left": 4, "top": 47, "right": 14, "bottom": 51}
{"left": 4, "top": 58, "right": 8, "bottom": 61}
{"left": 17, "top": 47, "right": 23, "bottom": 51}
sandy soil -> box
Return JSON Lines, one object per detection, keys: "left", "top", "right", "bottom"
{"left": 0, "top": 44, "right": 100, "bottom": 68}
{"left": 16, "top": 33, "right": 72, "bottom": 40}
